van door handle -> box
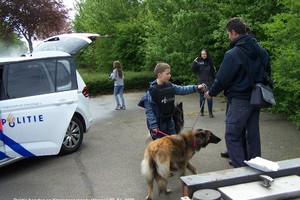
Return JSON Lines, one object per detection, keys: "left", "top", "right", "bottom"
{"left": 54, "top": 99, "right": 74, "bottom": 106}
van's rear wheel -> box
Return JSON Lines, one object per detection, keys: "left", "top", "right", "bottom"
{"left": 60, "top": 115, "right": 83, "bottom": 155}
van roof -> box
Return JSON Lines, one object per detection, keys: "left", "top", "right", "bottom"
{"left": 0, "top": 51, "right": 71, "bottom": 65}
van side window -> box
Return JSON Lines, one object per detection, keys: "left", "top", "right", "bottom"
{"left": 7, "top": 61, "right": 54, "bottom": 98}
{"left": 45, "top": 59, "right": 74, "bottom": 92}
{"left": 56, "top": 61, "right": 72, "bottom": 91}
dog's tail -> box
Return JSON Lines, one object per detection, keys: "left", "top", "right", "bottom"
{"left": 141, "top": 152, "right": 170, "bottom": 194}
{"left": 141, "top": 152, "right": 155, "bottom": 184}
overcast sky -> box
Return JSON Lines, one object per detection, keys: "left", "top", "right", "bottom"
{"left": 63, "top": 0, "right": 77, "bottom": 20}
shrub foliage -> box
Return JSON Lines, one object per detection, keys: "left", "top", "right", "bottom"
{"left": 73, "top": 0, "right": 300, "bottom": 129}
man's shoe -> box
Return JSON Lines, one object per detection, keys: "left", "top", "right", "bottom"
{"left": 220, "top": 151, "right": 229, "bottom": 158}
{"left": 200, "top": 109, "right": 204, "bottom": 116}
{"left": 209, "top": 111, "right": 214, "bottom": 118}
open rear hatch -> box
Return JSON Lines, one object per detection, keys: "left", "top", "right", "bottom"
{"left": 33, "top": 33, "right": 100, "bottom": 56}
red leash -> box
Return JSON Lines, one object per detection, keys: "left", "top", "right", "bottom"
{"left": 155, "top": 130, "right": 170, "bottom": 137}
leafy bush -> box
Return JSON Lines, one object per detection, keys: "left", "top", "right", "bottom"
{"left": 261, "top": 1, "right": 300, "bottom": 129}
{"left": 171, "top": 74, "right": 197, "bottom": 85}
{"left": 78, "top": 69, "right": 198, "bottom": 96}
{"left": 73, "top": 0, "right": 300, "bottom": 129}
{"left": 78, "top": 69, "right": 154, "bottom": 95}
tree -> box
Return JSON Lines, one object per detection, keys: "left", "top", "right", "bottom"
{"left": 140, "top": 0, "right": 221, "bottom": 80}
{"left": 0, "top": 22, "right": 26, "bottom": 57}
{"left": 0, "top": 0, "right": 69, "bottom": 52}
{"left": 261, "top": 0, "right": 300, "bottom": 128}
{"left": 73, "top": 0, "right": 142, "bottom": 72}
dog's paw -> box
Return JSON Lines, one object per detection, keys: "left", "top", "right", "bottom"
{"left": 166, "top": 189, "right": 172, "bottom": 194}
{"left": 146, "top": 195, "right": 152, "bottom": 200}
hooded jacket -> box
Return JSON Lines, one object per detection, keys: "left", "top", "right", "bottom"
{"left": 209, "top": 34, "right": 271, "bottom": 100}
{"left": 138, "top": 80, "right": 198, "bottom": 132}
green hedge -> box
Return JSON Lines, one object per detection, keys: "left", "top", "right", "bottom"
{"left": 79, "top": 69, "right": 155, "bottom": 95}
{"left": 79, "top": 69, "right": 300, "bottom": 128}
{"left": 78, "top": 69, "right": 197, "bottom": 96}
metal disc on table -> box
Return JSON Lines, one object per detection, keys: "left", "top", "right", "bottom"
{"left": 192, "top": 189, "right": 221, "bottom": 200}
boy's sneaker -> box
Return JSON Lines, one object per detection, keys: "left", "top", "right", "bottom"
{"left": 115, "top": 106, "right": 121, "bottom": 110}
{"left": 121, "top": 105, "right": 126, "bottom": 110}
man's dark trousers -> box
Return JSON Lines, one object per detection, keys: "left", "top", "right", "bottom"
{"left": 225, "top": 98, "right": 261, "bottom": 167}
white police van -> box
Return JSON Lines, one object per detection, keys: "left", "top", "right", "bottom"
{"left": 0, "top": 33, "right": 98, "bottom": 166}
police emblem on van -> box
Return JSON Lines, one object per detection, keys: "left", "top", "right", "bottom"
{"left": 2, "top": 113, "right": 44, "bottom": 128}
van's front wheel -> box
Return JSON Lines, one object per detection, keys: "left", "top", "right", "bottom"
{"left": 60, "top": 115, "right": 84, "bottom": 155}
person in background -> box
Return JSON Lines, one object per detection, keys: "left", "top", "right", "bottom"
{"left": 191, "top": 49, "right": 216, "bottom": 118}
{"left": 138, "top": 62, "right": 206, "bottom": 140}
{"left": 109, "top": 60, "right": 126, "bottom": 110}
{"left": 205, "top": 17, "right": 271, "bottom": 167}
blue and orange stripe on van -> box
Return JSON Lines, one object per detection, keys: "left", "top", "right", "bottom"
{"left": 0, "top": 113, "right": 35, "bottom": 160}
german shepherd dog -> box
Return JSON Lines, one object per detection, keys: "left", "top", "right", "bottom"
{"left": 173, "top": 102, "right": 197, "bottom": 174}
{"left": 173, "top": 102, "right": 184, "bottom": 134}
{"left": 141, "top": 129, "right": 221, "bottom": 200}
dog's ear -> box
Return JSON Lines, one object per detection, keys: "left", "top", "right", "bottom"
{"left": 193, "top": 129, "right": 208, "bottom": 150}
{"left": 194, "top": 129, "right": 221, "bottom": 149}
{"left": 178, "top": 102, "right": 183, "bottom": 109}
{"left": 196, "top": 128, "right": 203, "bottom": 132}
{"left": 195, "top": 129, "right": 206, "bottom": 139}
{"left": 199, "top": 130, "right": 221, "bottom": 144}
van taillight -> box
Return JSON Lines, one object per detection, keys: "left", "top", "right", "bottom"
{"left": 82, "top": 86, "right": 89, "bottom": 97}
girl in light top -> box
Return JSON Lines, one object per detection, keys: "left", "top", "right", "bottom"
{"left": 109, "top": 61, "right": 126, "bottom": 110}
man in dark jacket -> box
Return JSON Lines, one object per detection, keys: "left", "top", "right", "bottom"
{"left": 205, "top": 17, "right": 271, "bottom": 167}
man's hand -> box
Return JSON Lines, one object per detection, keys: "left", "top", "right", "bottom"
{"left": 205, "top": 91, "right": 212, "bottom": 100}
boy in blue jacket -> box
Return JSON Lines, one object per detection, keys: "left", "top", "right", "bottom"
{"left": 138, "top": 63, "right": 206, "bottom": 140}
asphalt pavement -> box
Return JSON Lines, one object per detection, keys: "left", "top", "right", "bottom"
{"left": 0, "top": 91, "right": 299, "bottom": 200}
{"left": 87, "top": 91, "right": 300, "bottom": 200}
